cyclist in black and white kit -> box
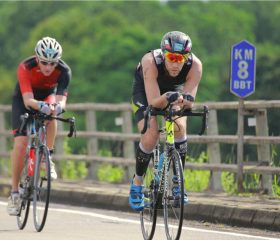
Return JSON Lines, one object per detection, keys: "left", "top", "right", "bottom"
{"left": 129, "top": 31, "right": 202, "bottom": 211}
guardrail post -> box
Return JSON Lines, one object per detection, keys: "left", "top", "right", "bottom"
{"left": 255, "top": 109, "right": 271, "bottom": 194}
{"left": 55, "top": 120, "right": 64, "bottom": 178}
{"left": 122, "top": 110, "right": 135, "bottom": 182}
{"left": 207, "top": 109, "right": 222, "bottom": 191}
{"left": 86, "top": 110, "right": 98, "bottom": 180}
{"left": 0, "top": 111, "right": 7, "bottom": 175}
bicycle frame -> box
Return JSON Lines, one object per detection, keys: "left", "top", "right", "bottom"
{"left": 17, "top": 111, "right": 76, "bottom": 232}
{"left": 157, "top": 118, "right": 176, "bottom": 194}
{"left": 140, "top": 104, "right": 208, "bottom": 240}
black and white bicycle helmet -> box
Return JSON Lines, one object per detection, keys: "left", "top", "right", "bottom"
{"left": 35, "top": 37, "right": 62, "bottom": 62}
{"left": 161, "top": 31, "right": 192, "bottom": 54}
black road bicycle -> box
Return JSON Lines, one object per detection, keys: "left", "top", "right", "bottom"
{"left": 140, "top": 104, "right": 208, "bottom": 240}
{"left": 16, "top": 111, "right": 76, "bottom": 232}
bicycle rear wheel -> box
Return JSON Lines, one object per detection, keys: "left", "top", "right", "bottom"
{"left": 17, "top": 197, "right": 30, "bottom": 230}
{"left": 17, "top": 181, "right": 31, "bottom": 229}
{"left": 140, "top": 158, "right": 158, "bottom": 240}
{"left": 163, "top": 150, "right": 184, "bottom": 240}
{"left": 33, "top": 146, "right": 51, "bottom": 232}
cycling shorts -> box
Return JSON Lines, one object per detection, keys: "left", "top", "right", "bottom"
{"left": 131, "top": 91, "right": 148, "bottom": 123}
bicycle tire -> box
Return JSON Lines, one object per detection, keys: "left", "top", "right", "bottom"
{"left": 140, "top": 158, "right": 158, "bottom": 240}
{"left": 17, "top": 178, "right": 31, "bottom": 230}
{"left": 17, "top": 198, "right": 31, "bottom": 230}
{"left": 33, "top": 146, "right": 51, "bottom": 232}
{"left": 163, "top": 150, "right": 184, "bottom": 240}
{"left": 17, "top": 155, "right": 32, "bottom": 230}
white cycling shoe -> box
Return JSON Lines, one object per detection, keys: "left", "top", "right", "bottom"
{"left": 50, "top": 160, "right": 57, "bottom": 180}
{"left": 7, "top": 193, "right": 21, "bottom": 216}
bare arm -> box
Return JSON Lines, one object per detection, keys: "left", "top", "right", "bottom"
{"left": 55, "top": 95, "right": 67, "bottom": 109}
{"left": 22, "top": 92, "right": 41, "bottom": 111}
{"left": 182, "top": 53, "right": 203, "bottom": 108}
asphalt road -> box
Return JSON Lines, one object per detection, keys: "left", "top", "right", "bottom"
{"left": 0, "top": 198, "right": 279, "bottom": 240}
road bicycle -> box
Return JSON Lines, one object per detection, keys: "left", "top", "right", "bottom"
{"left": 140, "top": 104, "right": 208, "bottom": 240}
{"left": 16, "top": 110, "right": 76, "bottom": 232}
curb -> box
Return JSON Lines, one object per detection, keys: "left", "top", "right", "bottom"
{"left": 0, "top": 181, "right": 279, "bottom": 231}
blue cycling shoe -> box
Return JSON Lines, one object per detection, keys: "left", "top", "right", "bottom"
{"left": 129, "top": 180, "right": 144, "bottom": 211}
{"left": 172, "top": 186, "right": 189, "bottom": 205}
{"left": 172, "top": 176, "right": 188, "bottom": 206}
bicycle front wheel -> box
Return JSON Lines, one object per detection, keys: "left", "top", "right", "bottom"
{"left": 163, "top": 150, "right": 184, "bottom": 240}
{"left": 140, "top": 158, "right": 158, "bottom": 240}
{"left": 33, "top": 146, "right": 51, "bottom": 232}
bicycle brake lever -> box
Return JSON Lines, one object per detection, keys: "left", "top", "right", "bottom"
{"left": 68, "top": 117, "right": 76, "bottom": 138}
{"left": 199, "top": 106, "right": 209, "bottom": 135}
{"left": 141, "top": 105, "right": 152, "bottom": 134}
{"left": 19, "top": 113, "right": 29, "bottom": 134}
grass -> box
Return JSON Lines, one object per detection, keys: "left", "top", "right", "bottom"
{"left": 184, "top": 152, "right": 210, "bottom": 192}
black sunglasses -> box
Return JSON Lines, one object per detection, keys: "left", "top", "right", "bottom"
{"left": 39, "top": 60, "right": 58, "bottom": 66}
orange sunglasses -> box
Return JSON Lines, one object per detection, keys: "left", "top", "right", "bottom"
{"left": 164, "top": 51, "right": 190, "bottom": 63}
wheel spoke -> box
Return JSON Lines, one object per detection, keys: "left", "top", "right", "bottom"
{"left": 140, "top": 158, "right": 158, "bottom": 240}
{"left": 33, "top": 148, "right": 51, "bottom": 232}
{"left": 164, "top": 150, "right": 184, "bottom": 240}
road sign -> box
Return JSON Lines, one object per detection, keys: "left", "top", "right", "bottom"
{"left": 230, "top": 40, "right": 256, "bottom": 98}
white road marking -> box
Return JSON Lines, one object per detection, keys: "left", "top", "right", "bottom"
{"left": 0, "top": 201, "right": 278, "bottom": 240}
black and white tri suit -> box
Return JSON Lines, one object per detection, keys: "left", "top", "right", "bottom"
{"left": 131, "top": 49, "right": 193, "bottom": 122}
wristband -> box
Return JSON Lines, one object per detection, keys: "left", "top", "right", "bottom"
{"left": 37, "top": 101, "right": 44, "bottom": 109}
{"left": 183, "top": 93, "right": 194, "bottom": 102}
{"left": 166, "top": 92, "right": 180, "bottom": 103}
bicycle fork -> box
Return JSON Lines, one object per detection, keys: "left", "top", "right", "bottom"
{"left": 164, "top": 119, "right": 183, "bottom": 201}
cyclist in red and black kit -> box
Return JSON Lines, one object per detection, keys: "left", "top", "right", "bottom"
{"left": 129, "top": 31, "right": 202, "bottom": 211}
{"left": 7, "top": 37, "right": 71, "bottom": 215}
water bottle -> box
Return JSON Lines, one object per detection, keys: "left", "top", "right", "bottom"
{"left": 158, "top": 153, "right": 165, "bottom": 178}
{"left": 27, "top": 147, "right": 35, "bottom": 177}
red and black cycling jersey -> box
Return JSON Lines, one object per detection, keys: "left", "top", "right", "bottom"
{"left": 13, "top": 56, "right": 71, "bottom": 99}
{"left": 132, "top": 49, "right": 193, "bottom": 96}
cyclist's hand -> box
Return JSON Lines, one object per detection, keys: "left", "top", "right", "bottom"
{"left": 54, "top": 102, "right": 63, "bottom": 115}
{"left": 38, "top": 102, "right": 52, "bottom": 115}
{"left": 166, "top": 91, "right": 183, "bottom": 104}
{"left": 182, "top": 93, "right": 195, "bottom": 108}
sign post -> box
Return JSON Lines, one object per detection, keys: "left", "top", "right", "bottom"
{"left": 230, "top": 40, "right": 256, "bottom": 192}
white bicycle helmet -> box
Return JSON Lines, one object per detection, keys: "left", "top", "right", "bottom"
{"left": 35, "top": 37, "right": 62, "bottom": 62}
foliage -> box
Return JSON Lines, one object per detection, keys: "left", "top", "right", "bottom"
{"left": 184, "top": 152, "right": 210, "bottom": 192}
{"left": 60, "top": 160, "right": 87, "bottom": 180}
{"left": 1, "top": 1, "right": 280, "bottom": 193}
{"left": 97, "top": 163, "right": 125, "bottom": 183}
{"left": 272, "top": 175, "right": 280, "bottom": 197}
{"left": 0, "top": 66, "right": 14, "bottom": 104}
{"left": 59, "top": 138, "right": 88, "bottom": 180}
{"left": 221, "top": 172, "right": 237, "bottom": 194}
{"left": 0, "top": 158, "right": 11, "bottom": 177}
{"left": 1, "top": 1, "right": 279, "bottom": 135}
{"left": 271, "top": 145, "right": 280, "bottom": 197}
{"left": 243, "top": 173, "right": 261, "bottom": 192}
